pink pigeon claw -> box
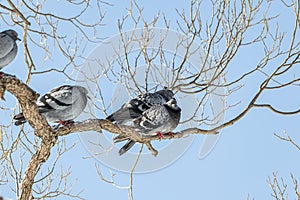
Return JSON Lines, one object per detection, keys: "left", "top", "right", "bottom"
{"left": 58, "top": 119, "right": 74, "bottom": 128}
{"left": 156, "top": 132, "right": 164, "bottom": 140}
{"left": 167, "top": 132, "right": 175, "bottom": 138}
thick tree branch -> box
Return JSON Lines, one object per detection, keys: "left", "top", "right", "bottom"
{"left": 55, "top": 119, "right": 218, "bottom": 156}
{"left": 1, "top": 74, "right": 57, "bottom": 200}
{"left": 55, "top": 119, "right": 218, "bottom": 140}
{"left": 0, "top": 74, "right": 52, "bottom": 138}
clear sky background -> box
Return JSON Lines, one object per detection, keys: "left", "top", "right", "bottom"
{"left": 0, "top": 1, "right": 300, "bottom": 200}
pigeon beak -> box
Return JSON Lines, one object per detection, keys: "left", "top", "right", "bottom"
{"left": 87, "top": 95, "right": 92, "bottom": 100}
{"left": 17, "top": 37, "right": 21, "bottom": 41}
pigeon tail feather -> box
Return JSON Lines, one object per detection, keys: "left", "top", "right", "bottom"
{"left": 106, "top": 114, "right": 115, "bottom": 122}
{"left": 13, "top": 112, "right": 24, "bottom": 120}
{"left": 14, "top": 120, "right": 26, "bottom": 126}
{"left": 119, "top": 140, "right": 136, "bottom": 155}
{"left": 13, "top": 113, "right": 26, "bottom": 126}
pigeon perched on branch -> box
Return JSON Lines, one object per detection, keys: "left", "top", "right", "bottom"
{"left": 107, "top": 89, "right": 174, "bottom": 124}
{"left": 14, "top": 85, "right": 88, "bottom": 126}
{"left": 0, "top": 29, "right": 20, "bottom": 73}
{"left": 107, "top": 89, "right": 175, "bottom": 155}
{"left": 116, "top": 98, "right": 181, "bottom": 155}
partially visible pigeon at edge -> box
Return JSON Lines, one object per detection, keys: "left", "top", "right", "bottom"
{"left": 0, "top": 29, "right": 20, "bottom": 71}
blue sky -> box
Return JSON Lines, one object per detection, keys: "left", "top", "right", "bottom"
{"left": 1, "top": 1, "right": 300, "bottom": 200}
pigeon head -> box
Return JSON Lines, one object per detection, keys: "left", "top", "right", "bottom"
{"left": 3, "top": 29, "right": 21, "bottom": 41}
{"left": 156, "top": 89, "right": 174, "bottom": 101}
{"left": 165, "top": 98, "right": 181, "bottom": 111}
{"left": 71, "top": 86, "right": 89, "bottom": 104}
{"left": 76, "top": 86, "right": 88, "bottom": 95}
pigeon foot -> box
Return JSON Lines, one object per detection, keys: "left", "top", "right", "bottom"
{"left": 167, "top": 132, "right": 175, "bottom": 138}
{"left": 156, "top": 132, "right": 164, "bottom": 140}
{"left": 58, "top": 120, "right": 74, "bottom": 128}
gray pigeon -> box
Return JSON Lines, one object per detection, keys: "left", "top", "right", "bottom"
{"left": 118, "top": 98, "right": 181, "bottom": 155}
{"left": 0, "top": 29, "right": 20, "bottom": 70}
{"left": 107, "top": 89, "right": 175, "bottom": 155}
{"left": 107, "top": 89, "right": 174, "bottom": 124}
{"left": 14, "top": 85, "right": 88, "bottom": 126}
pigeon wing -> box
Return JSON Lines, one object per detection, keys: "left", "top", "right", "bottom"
{"left": 137, "top": 106, "right": 169, "bottom": 130}
{"left": 37, "top": 85, "right": 73, "bottom": 112}
{"left": 107, "top": 98, "right": 148, "bottom": 122}
{"left": 107, "top": 90, "right": 170, "bottom": 123}
{"left": 50, "top": 85, "right": 75, "bottom": 103}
